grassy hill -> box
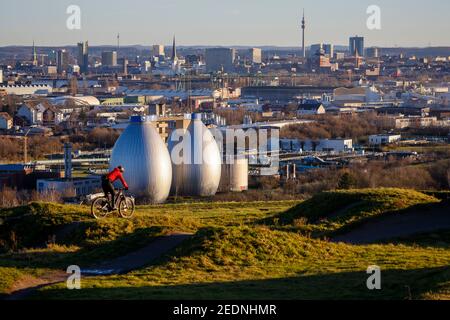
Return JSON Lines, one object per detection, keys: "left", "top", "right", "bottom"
{"left": 263, "top": 188, "right": 441, "bottom": 237}
{"left": 0, "top": 188, "right": 449, "bottom": 300}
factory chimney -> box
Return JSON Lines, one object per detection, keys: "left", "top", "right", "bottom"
{"left": 64, "top": 143, "right": 73, "bottom": 180}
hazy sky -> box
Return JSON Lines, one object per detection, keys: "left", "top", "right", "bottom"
{"left": 1, "top": 0, "right": 449, "bottom": 47}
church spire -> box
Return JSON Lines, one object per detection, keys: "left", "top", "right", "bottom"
{"left": 172, "top": 35, "right": 177, "bottom": 62}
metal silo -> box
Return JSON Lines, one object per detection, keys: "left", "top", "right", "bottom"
{"left": 220, "top": 156, "right": 249, "bottom": 192}
{"left": 110, "top": 115, "right": 172, "bottom": 204}
{"left": 169, "top": 113, "right": 222, "bottom": 197}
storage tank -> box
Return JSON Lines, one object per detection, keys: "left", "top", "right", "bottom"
{"left": 110, "top": 115, "right": 172, "bottom": 204}
{"left": 169, "top": 113, "right": 222, "bottom": 196}
{"left": 220, "top": 156, "right": 249, "bottom": 192}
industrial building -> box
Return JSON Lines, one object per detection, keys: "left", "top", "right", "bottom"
{"left": 35, "top": 144, "right": 101, "bottom": 197}
{"left": 369, "top": 134, "right": 402, "bottom": 145}
{"left": 220, "top": 156, "right": 249, "bottom": 192}
{"left": 37, "top": 177, "right": 101, "bottom": 197}
{"left": 110, "top": 116, "right": 173, "bottom": 203}
{"left": 169, "top": 113, "right": 222, "bottom": 197}
{"left": 280, "top": 138, "right": 353, "bottom": 153}
{"left": 241, "top": 86, "right": 336, "bottom": 102}
{"left": 0, "top": 164, "right": 62, "bottom": 191}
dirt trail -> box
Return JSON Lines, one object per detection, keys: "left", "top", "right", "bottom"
{"left": 82, "top": 233, "right": 192, "bottom": 275}
{"left": 332, "top": 202, "right": 450, "bottom": 244}
{"left": 4, "top": 232, "right": 193, "bottom": 300}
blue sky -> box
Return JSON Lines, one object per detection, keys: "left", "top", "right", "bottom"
{"left": 1, "top": 0, "right": 449, "bottom": 47}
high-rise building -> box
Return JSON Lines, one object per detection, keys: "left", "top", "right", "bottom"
{"left": 301, "top": 10, "right": 306, "bottom": 58}
{"left": 366, "top": 47, "right": 380, "bottom": 58}
{"left": 311, "top": 47, "right": 331, "bottom": 70}
{"left": 77, "top": 41, "right": 89, "bottom": 74}
{"left": 153, "top": 45, "right": 165, "bottom": 57}
{"left": 323, "top": 44, "right": 334, "bottom": 58}
{"left": 309, "top": 44, "right": 322, "bottom": 58}
{"left": 32, "top": 41, "right": 38, "bottom": 66}
{"left": 249, "top": 48, "right": 262, "bottom": 64}
{"left": 205, "top": 48, "right": 236, "bottom": 73}
{"left": 349, "top": 36, "right": 364, "bottom": 57}
{"left": 0, "top": 70, "right": 3, "bottom": 84}
{"left": 102, "top": 51, "right": 118, "bottom": 66}
{"left": 57, "top": 49, "right": 69, "bottom": 74}
{"left": 118, "top": 58, "right": 128, "bottom": 75}
{"left": 309, "top": 44, "right": 333, "bottom": 58}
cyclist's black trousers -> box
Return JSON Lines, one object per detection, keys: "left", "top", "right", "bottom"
{"left": 101, "top": 176, "right": 115, "bottom": 208}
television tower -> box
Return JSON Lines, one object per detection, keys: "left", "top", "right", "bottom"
{"left": 301, "top": 9, "right": 306, "bottom": 58}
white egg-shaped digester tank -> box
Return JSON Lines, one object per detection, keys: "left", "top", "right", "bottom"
{"left": 110, "top": 115, "right": 172, "bottom": 204}
{"left": 169, "top": 113, "right": 222, "bottom": 197}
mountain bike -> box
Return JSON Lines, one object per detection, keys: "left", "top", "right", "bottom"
{"left": 91, "top": 189, "right": 135, "bottom": 219}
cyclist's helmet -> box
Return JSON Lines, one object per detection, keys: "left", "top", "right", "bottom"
{"left": 118, "top": 166, "right": 125, "bottom": 173}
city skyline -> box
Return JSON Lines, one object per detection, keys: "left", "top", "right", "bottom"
{"left": 1, "top": 0, "right": 450, "bottom": 47}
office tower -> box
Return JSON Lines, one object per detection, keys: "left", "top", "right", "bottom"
{"left": 102, "top": 51, "right": 118, "bottom": 66}
{"left": 0, "top": 70, "right": 3, "bottom": 83}
{"left": 322, "top": 44, "right": 334, "bottom": 58}
{"left": 153, "top": 45, "right": 165, "bottom": 57}
{"left": 57, "top": 49, "right": 69, "bottom": 74}
{"left": 205, "top": 48, "right": 236, "bottom": 73}
{"left": 119, "top": 58, "right": 128, "bottom": 75}
{"left": 310, "top": 44, "right": 333, "bottom": 58}
{"left": 249, "top": 48, "right": 262, "bottom": 64}
{"left": 349, "top": 36, "right": 364, "bottom": 57}
{"left": 301, "top": 10, "right": 306, "bottom": 58}
{"left": 77, "top": 41, "right": 89, "bottom": 74}
{"left": 366, "top": 47, "right": 380, "bottom": 58}
{"left": 32, "top": 41, "right": 38, "bottom": 66}
{"left": 309, "top": 44, "right": 323, "bottom": 57}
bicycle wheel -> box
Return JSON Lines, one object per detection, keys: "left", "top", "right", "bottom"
{"left": 119, "top": 197, "right": 135, "bottom": 219}
{"left": 91, "top": 197, "right": 110, "bottom": 219}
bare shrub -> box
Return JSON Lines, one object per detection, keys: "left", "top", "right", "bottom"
{"left": 30, "top": 190, "right": 63, "bottom": 204}
{"left": 0, "top": 187, "right": 21, "bottom": 208}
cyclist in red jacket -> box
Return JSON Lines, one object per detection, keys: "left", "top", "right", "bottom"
{"left": 102, "top": 166, "right": 129, "bottom": 210}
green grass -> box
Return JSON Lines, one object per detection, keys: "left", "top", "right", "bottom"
{"left": 0, "top": 189, "right": 449, "bottom": 300}
{"left": 264, "top": 188, "right": 440, "bottom": 237}
{"left": 34, "top": 226, "right": 450, "bottom": 300}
